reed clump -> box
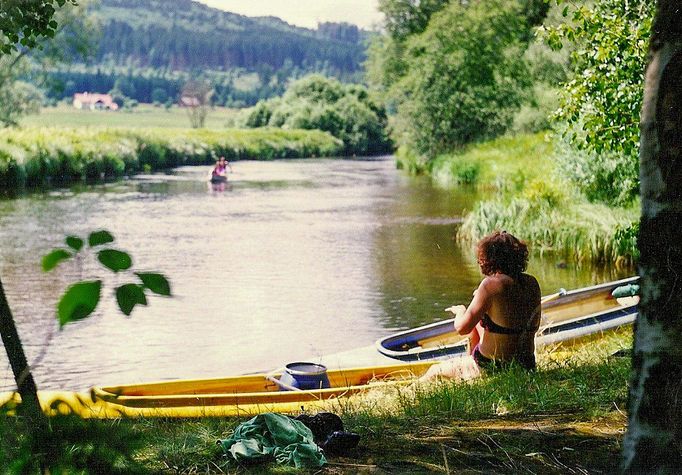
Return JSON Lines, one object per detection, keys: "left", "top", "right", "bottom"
{"left": 0, "top": 127, "right": 343, "bottom": 191}
{"left": 427, "top": 132, "right": 639, "bottom": 266}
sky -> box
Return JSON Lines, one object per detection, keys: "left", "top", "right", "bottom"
{"left": 197, "top": 0, "right": 383, "bottom": 30}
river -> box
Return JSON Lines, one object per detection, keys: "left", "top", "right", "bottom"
{"left": 0, "top": 157, "right": 631, "bottom": 391}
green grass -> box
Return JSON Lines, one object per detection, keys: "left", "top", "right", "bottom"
{"left": 335, "top": 328, "right": 632, "bottom": 424}
{"left": 430, "top": 132, "right": 556, "bottom": 190}
{"left": 20, "top": 104, "right": 240, "bottom": 129}
{"left": 458, "top": 196, "right": 640, "bottom": 265}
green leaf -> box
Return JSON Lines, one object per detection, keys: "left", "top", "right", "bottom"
{"left": 42, "top": 249, "right": 72, "bottom": 272}
{"left": 88, "top": 230, "right": 114, "bottom": 247}
{"left": 97, "top": 249, "right": 132, "bottom": 272}
{"left": 136, "top": 272, "right": 171, "bottom": 296}
{"left": 57, "top": 280, "right": 102, "bottom": 328}
{"left": 116, "top": 284, "right": 147, "bottom": 316}
{"left": 65, "top": 235, "right": 83, "bottom": 251}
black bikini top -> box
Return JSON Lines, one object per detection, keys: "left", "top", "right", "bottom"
{"left": 481, "top": 313, "right": 533, "bottom": 335}
{"left": 480, "top": 274, "right": 539, "bottom": 335}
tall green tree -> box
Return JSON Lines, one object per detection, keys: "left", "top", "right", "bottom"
{"left": 242, "top": 74, "right": 391, "bottom": 155}
{"left": 388, "top": 0, "right": 535, "bottom": 156}
{"left": 543, "top": 0, "right": 654, "bottom": 205}
{"left": 366, "top": 0, "right": 449, "bottom": 99}
{"left": 623, "top": 1, "right": 682, "bottom": 470}
{"left": 0, "top": 0, "right": 94, "bottom": 126}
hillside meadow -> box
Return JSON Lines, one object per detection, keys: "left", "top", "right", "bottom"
{"left": 20, "top": 104, "right": 239, "bottom": 129}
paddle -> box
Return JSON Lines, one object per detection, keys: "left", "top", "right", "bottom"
{"left": 541, "top": 288, "right": 567, "bottom": 305}
{"left": 264, "top": 368, "right": 302, "bottom": 391}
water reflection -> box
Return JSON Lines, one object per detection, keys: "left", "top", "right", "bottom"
{"left": 0, "top": 157, "right": 632, "bottom": 391}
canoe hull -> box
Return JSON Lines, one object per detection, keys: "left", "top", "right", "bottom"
{"left": 0, "top": 278, "right": 639, "bottom": 419}
{"left": 1, "top": 361, "right": 435, "bottom": 419}
{"left": 376, "top": 276, "right": 639, "bottom": 361}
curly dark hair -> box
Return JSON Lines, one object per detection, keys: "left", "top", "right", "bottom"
{"left": 477, "top": 231, "right": 529, "bottom": 277}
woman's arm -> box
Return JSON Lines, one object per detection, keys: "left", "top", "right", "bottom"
{"left": 452, "top": 279, "right": 493, "bottom": 335}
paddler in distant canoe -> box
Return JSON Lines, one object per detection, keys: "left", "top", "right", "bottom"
{"left": 422, "top": 231, "right": 541, "bottom": 380}
{"left": 211, "top": 156, "right": 232, "bottom": 183}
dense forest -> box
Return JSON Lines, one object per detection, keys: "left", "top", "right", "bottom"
{"left": 42, "top": 0, "right": 368, "bottom": 106}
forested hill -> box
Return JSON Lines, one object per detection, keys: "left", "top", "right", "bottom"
{"left": 90, "top": 0, "right": 366, "bottom": 75}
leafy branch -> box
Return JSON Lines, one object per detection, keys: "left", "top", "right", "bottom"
{"left": 42, "top": 230, "right": 171, "bottom": 327}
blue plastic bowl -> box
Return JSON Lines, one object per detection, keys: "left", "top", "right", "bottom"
{"left": 278, "top": 362, "right": 330, "bottom": 391}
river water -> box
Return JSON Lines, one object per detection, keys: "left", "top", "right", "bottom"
{"left": 0, "top": 157, "right": 631, "bottom": 391}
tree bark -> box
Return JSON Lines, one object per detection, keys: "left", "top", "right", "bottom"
{"left": 622, "top": 1, "right": 682, "bottom": 471}
{"left": 0, "top": 277, "right": 49, "bottom": 437}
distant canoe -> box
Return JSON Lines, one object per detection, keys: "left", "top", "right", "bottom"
{"left": 376, "top": 276, "right": 639, "bottom": 361}
{"left": 210, "top": 174, "right": 227, "bottom": 183}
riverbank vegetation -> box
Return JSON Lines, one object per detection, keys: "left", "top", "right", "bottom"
{"left": 366, "top": 0, "right": 650, "bottom": 267}
{"left": 0, "top": 127, "right": 342, "bottom": 191}
{"left": 421, "top": 133, "right": 640, "bottom": 265}
{"left": 0, "top": 327, "right": 631, "bottom": 472}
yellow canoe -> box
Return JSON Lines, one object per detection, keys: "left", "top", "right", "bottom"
{"left": 0, "top": 361, "right": 435, "bottom": 419}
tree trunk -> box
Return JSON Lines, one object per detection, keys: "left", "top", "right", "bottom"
{"left": 622, "top": 1, "right": 682, "bottom": 471}
{"left": 0, "top": 277, "right": 50, "bottom": 442}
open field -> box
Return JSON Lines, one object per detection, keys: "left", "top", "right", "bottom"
{"left": 20, "top": 104, "right": 240, "bottom": 129}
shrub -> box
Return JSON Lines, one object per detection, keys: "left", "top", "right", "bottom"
{"left": 554, "top": 135, "right": 639, "bottom": 206}
{"left": 242, "top": 74, "right": 392, "bottom": 155}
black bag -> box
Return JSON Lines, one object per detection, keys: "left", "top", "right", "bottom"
{"left": 294, "top": 412, "right": 360, "bottom": 455}
{"left": 294, "top": 412, "right": 344, "bottom": 444}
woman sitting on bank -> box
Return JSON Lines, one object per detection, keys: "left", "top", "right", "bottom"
{"left": 423, "top": 231, "right": 541, "bottom": 380}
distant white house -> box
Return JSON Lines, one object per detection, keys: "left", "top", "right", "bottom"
{"left": 72, "top": 92, "right": 119, "bottom": 110}
{"left": 179, "top": 95, "right": 201, "bottom": 107}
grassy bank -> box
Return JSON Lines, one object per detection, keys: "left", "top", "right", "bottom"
{"left": 0, "top": 126, "right": 343, "bottom": 191}
{"left": 1, "top": 328, "right": 631, "bottom": 473}
{"left": 409, "top": 132, "right": 639, "bottom": 266}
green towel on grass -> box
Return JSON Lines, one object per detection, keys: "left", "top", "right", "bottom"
{"left": 219, "top": 413, "right": 326, "bottom": 468}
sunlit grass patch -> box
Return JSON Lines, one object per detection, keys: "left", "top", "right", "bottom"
{"left": 20, "top": 104, "right": 240, "bottom": 129}
{"left": 430, "top": 132, "right": 555, "bottom": 189}
{"left": 334, "top": 327, "right": 632, "bottom": 430}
